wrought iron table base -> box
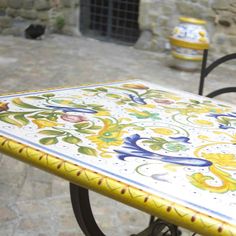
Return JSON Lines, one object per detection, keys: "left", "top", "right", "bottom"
{"left": 70, "top": 183, "right": 105, "bottom": 236}
{"left": 70, "top": 183, "right": 181, "bottom": 236}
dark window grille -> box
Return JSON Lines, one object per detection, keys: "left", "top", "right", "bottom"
{"left": 80, "top": 0, "right": 140, "bottom": 44}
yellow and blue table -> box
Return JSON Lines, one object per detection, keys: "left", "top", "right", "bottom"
{"left": 0, "top": 80, "right": 236, "bottom": 236}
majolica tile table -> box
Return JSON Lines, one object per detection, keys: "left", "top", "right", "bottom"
{"left": 0, "top": 80, "right": 236, "bottom": 236}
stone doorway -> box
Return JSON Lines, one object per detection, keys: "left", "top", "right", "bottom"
{"left": 80, "top": 0, "right": 140, "bottom": 44}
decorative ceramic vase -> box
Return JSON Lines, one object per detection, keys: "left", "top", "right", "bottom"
{"left": 169, "top": 17, "right": 209, "bottom": 71}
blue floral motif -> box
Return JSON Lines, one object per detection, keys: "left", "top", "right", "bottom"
{"left": 45, "top": 105, "right": 97, "bottom": 114}
{"left": 115, "top": 134, "right": 212, "bottom": 167}
{"left": 151, "top": 173, "right": 169, "bottom": 183}
{"left": 170, "top": 136, "right": 190, "bottom": 143}
{"left": 208, "top": 112, "right": 236, "bottom": 129}
{"left": 208, "top": 113, "right": 236, "bottom": 119}
{"left": 127, "top": 94, "right": 147, "bottom": 105}
{"left": 219, "top": 124, "right": 234, "bottom": 130}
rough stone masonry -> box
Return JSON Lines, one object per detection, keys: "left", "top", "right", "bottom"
{"left": 0, "top": 0, "right": 80, "bottom": 36}
{"left": 0, "top": 0, "right": 236, "bottom": 55}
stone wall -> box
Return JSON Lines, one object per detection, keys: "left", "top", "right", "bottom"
{"left": 0, "top": 0, "right": 236, "bottom": 54}
{"left": 136, "top": 0, "right": 236, "bottom": 54}
{"left": 0, "top": 0, "right": 80, "bottom": 36}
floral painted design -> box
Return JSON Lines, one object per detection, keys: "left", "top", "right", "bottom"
{"left": 208, "top": 112, "right": 236, "bottom": 129}
{"left": 61, "top": 114, "right": 87, "bottom": 123}
{"left": 126, "top": 108, "right": 160, "bottom": 120}
{"left": 154, "top": 99, "right": 174, "bottom": 105}
{"left": 153, "top": 128, "right": 175, "bottom": 135}
{"left": 0, "top": 96, "right": 105, "bottom": 156}
{"left": 0, "top": 80, "right": 236, "bottom": 224}
{"left": 32, "top": 119, "right": 62, "bottom": 129}
{"left": 0, "top": 102, "right": 9, "bottom": 112}
{"left": 45, "top": 105, "right": 97, "bottom": 114}
{"left": 193, "top": 119, "right": 214, "bottom": 126}
{"left": 88, "top": 118, "right": 127, "bottom": 150}
{"left": 85, "top": 83, "right": 181, "bottom": 107}
{"left": 115, "top": 134, "right": 211, "bottom": 167}
{"left": 122, "top": 84, "right": 149, "bottom": 90}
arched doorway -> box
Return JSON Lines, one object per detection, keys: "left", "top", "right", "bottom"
{"left": 80, "top": 0, "right": 140, "bottom": 44}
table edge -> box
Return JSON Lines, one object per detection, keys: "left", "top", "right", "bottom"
{"left": 0, "top": 79, "right": 131, "bottom": 97}
{"left": 0, "top": 134, "right": 236, "bottom": 236}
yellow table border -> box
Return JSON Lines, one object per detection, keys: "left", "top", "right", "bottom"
{"left": 0, "top": 81, "right": 236, "bottom": 236}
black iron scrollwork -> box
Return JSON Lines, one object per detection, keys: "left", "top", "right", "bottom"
{"left": 70, "top": 183, "right": 182, "bottom": 236}
{"left": 131, "top": 218, "right": 181, "bottom": 236}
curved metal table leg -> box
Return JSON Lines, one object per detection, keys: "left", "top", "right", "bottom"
{"left": 70, "top": 183, "right": 181, "bottom": 236}
{"left": 149, "top": 215, "right": 156, "bottom": 226}
{"left": 131, "top": 218, "right": 181, "bottom": 236}
{"left": 70, "top": 183, "right": 105, "bottom": 236}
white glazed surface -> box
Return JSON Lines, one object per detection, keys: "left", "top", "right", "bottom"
{"left": 0, "top": 80, "right": 235, "bottom": 225}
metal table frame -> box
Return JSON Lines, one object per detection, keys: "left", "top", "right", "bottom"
{"left": 70, "top": 183, "right": 181, "bottom": 236}
{"left": 199, "top": 49, "right": 236, "bottom": 97}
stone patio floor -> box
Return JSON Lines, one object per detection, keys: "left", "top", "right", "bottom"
{"left": 0, "top": 34, "right": 235, "bottom": 236}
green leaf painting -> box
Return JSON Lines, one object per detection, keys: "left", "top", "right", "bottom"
{"left": 39, "top": 130, "right": 65, "bottom": 136}
{"left": 74, "top": 122, "right": 90, "bottom": 129}
{"left": 78, "top": 146, "right": 97, "bottom": 156}
{"left": 0, "top": 112, "right": 32, "bottom": 127}
{"left": 106, "top": 93, "right": 122, "bottom": 99}
{"left": 39, "top": 137, "right": 58, "bottom": 145}
{"left": 83, "top": 89, "right": 98, "bottom": 92}
{"left": 26, "top": 96, "right": 45, "bottom": 100}
{"left": 96, "top": 87, "right": 108, "bottom": 92}
{"left": 13, "top": 114, "right": 29, "bottom": 126}
{"left": 0, "top": 115, "right": 23, "bottom": 127}
{"left": 12, "top": 98, "right": 42, "bottom": 109}
{"left": 62, "top": 136, "right": 81, "bottom": 144}
{"left": 42, "top": 94, "right": 55, "bottom": 98}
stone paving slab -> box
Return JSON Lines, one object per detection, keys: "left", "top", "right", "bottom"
{"left": 0, "top": 34, "right": 235, "bottom": 236}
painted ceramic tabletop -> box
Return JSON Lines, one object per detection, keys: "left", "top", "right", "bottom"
{"left": 0, "top": 80, "right": 236, "bottom": 226}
